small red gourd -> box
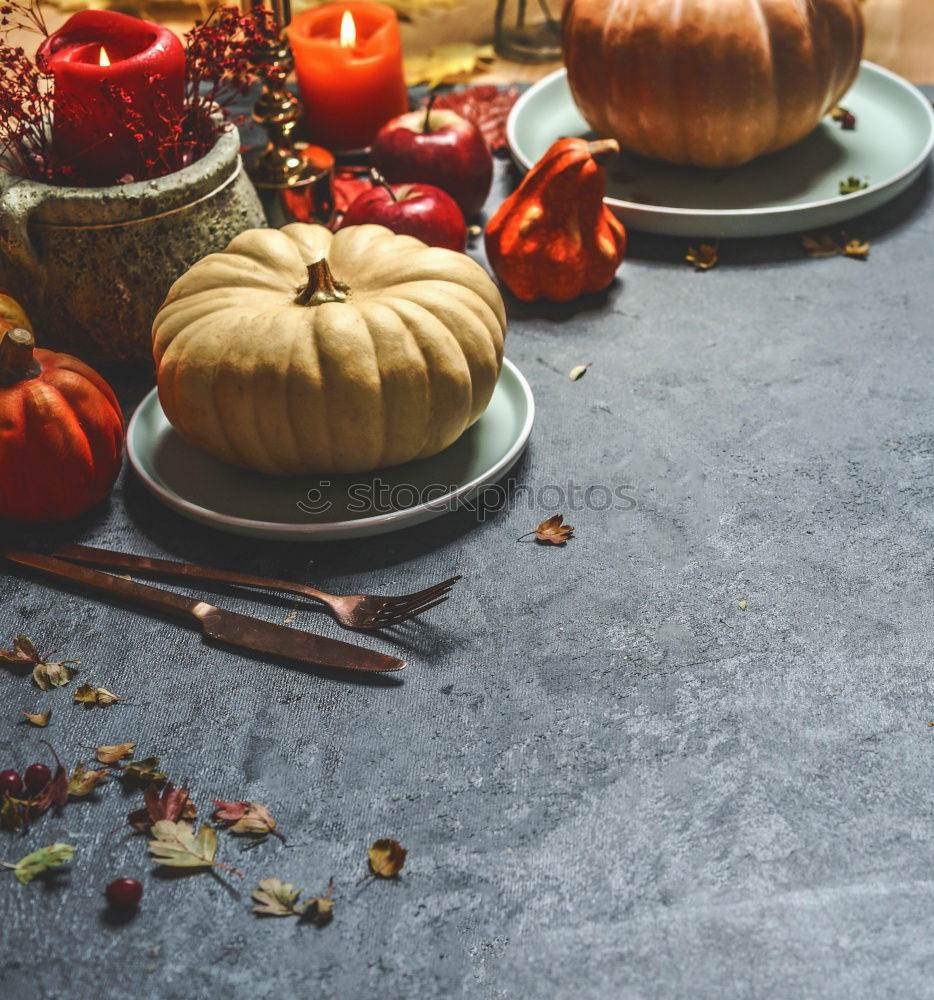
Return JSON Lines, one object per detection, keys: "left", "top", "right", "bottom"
{"left": 0, "top": 325, "right": 125, "bottom": 523}
{"left": 484, "top": 138, "right": 627, "bottom": 303}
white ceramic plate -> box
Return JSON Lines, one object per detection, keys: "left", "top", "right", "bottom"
{"left": 507, "top": 62, "right": 934, "bottom": 238}
{"left": 126, "top": 359, "right": 535, "bottom": 541}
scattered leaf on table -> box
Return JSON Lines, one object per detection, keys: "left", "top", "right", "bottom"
{"left": 74, "top": 684, "right": 123, "bottom": 706}
{"left": 67, "top": 763, "right": 108, "bottom": 797}
{"left": 569, "top": 364, "right": 591, "bottom": 381}
{"left": 2, "top": 636, "right": 79, "bottom": 689}
{"left": 0, "top": 635, "right": 40, "bottom": 667}
{"left": 1, "top": 843, "right": 74, "bottom": 884}
{"left": 124, "top": 757, "right": 168, "bottom": 783}
{"left": 33, "top": 660, "right": 76, "bottom": 691}
{"left": 519, "top": 514, "right": 574, "bottom": 546}
{"left": 148, "top": 820, "right": 242, "bottom": 877}
{"left": 252, "top": 877, "right": 303, "bottom": 916}
{"left": 213, "top": 800, "right": 284, "bottom": 840}
{"left": 129, "top": 781, "right": 197, "bottom": 833}
{"left": 738, "top": 600, "right": 748, "bottom": 611}
{"left": 404, "top": 44, "right": 495, "bottom": 89}
{"left": 800, "top": 233, "right": 841, "bottom": 258}
{"left": 686, "top": 243, "right": 718, "bottom": 271}
{"left": 368, "top": 838, "right": 407, "bottom": 878}
{"left": 0, "top": 796, "right": 30, "bottom": 831}
{"left": 839, "top": 176, "right": 868, "bottom": 195}
{"left": 843, "top": 238, "right": 870, "bottom": 260}
{"left": 299, "top": 878, "right": 335, "bottom": 926}
{"left": 22, "top": 710, "right": 51, "bottom": 727}
{"left": 830, "top": 106, "right": 857, "bottom": 130}
{"left": 95, "top": 742, "right": 136, "bottom": 764}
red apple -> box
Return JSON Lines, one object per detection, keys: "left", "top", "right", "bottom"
{"left": 370, "top": 100, "right": 493, "bottom": 219}
{"left": 338, "top": 180, "right": 467, "bottom": 252}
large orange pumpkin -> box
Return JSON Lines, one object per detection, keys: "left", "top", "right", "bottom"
{"left": 0, "top": 325, "right": 125, "bottom": 523}
{"left": 562, "top": 0, "right": 864, "bottom": 168}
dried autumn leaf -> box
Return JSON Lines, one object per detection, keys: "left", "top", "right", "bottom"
{"left": 124, "top": 757, "right": 168, "bottom": 783}
{"left": 2, "top": 636, "right": 79, "bottom": 689}
{"left": 129, "top": 781, "right": 197, "bottom": 833}
{"left": 74, "top": 684, "right": 123, "bottom": 706}
{"left": 33, "top": 660, "right": 76, "bottom": 691}
{"left": 95, "top": 742, "right": 136, "bottom": 764}
{"left": 67, "top": 762, "right": 108, "bottom": 797}
{"left": 403, "top": 43, "right": 495, "bottom": 89}
{"left": 839, "top": 176, "right": 868, "bottom": 195}
{"left": 830, "top": 106, "right": 857, "bottom": 130}
{"left": 520, "top": 514, "right": 574, "bottom": 546}
{"left": 148, "top": 820, "right": 242, "bottom": 878}
{"left": 301, "top": 895, "right": 334, "bottom": 927}
{"left": 252, "top": 877, "right": 302, "bottom": 916}
{"left": 569, "top": 364, "right": 591, "bottom": 381}
{"left": 0, "top": 635, "right": 40, "bottom": 666}
{"left": 368, "top": 838, "right": 407, "bottom": 878}
{"left": 22, "top": 710, "right": 51, "bottom": 727}
{"left": 686, "top": 243, "right": 718, "bottom": 271}
{"left": 1, "top": 843, "right": 74, "bottom": 884}
{"left": 0, "top": 796, "right": 30, "bottom": 831}
{"left": 843, "top": 238, "right": 870, "bottom": 260}
{"left": 800, "top": 233, "right": 841, "bottom": 258}
{"left": 213, "top": 800, "right": 284, "bottom": 841}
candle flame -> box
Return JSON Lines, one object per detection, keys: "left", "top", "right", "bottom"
{"left": 98, "top": 45, "right": 110, "bottom": 67}
{"left": 339, "top": 10, "right": 356, "bottom": 48}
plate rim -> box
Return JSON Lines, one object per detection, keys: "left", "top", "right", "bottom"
{"left": 126, "top": 357, "right": 535, "bottom": 539}
{"left": 506, "top": 60, "right": 934, "bottom": 222}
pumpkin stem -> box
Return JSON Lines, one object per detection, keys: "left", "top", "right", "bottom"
{"left": 423, "top": 92, "right": 436, "bottom": 134}
{"left": 585, "top": 138, "right": 620, "bottom": 165}
{"left": 0, "top": 328, "right": 40, "bottom": 385}
{"left": 295, "top": 258, "right": 350, "bottom": 307}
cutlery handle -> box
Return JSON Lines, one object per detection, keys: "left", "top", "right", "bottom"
{"left": 55, "top": 543, "right": 332, "bottom": 606}
{"left": 4, "top": 550, "right": 214, "bottom": 626}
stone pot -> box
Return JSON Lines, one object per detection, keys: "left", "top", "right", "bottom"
{"left": 0, "top": 127, "right": 265, "bottom": 364}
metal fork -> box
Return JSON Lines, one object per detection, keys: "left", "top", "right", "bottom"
{"left": 53, "top": 544, "right": 460, "bottom": 631}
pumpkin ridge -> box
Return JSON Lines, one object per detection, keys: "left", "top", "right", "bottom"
{"left": 22, "top": 380, "right": 94, "bottom": 518}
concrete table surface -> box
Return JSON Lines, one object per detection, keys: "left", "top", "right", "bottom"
{"left": 2, "top": 94, "right": 934, "bottom": 999}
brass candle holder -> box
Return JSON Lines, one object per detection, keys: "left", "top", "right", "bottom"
{"left": 245, "top": 0, "right": 335, "bottom": 227}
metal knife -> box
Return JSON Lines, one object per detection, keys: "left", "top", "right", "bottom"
{"left": 3, "top": 549, "right": 405, "bottom": 675}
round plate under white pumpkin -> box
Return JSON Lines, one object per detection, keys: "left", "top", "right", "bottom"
{"left": 507, "top": 61, "right": 934, "bottom": 238}
{"left": 126, "top": 358, "right": 534, "bottom": 541}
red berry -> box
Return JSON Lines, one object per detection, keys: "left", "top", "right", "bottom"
{"left": 23, "top": 763, "right": 52, "bottom": 794}
{"left": 105, "top": 877, "right": 143, "bottom": 908}
{"left": 0, "top": 769, "right": 22, "bottom": 797}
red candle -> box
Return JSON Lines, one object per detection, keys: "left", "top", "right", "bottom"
{"left": 37, "top": 11, "right": 186, "bottom": 185}
{"left": 290, "top": 2, "right": 408, "bottom": 153}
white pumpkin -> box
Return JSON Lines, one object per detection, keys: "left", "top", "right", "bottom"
{"left": 152, "top": 224, "right": 507, "bottom": 475}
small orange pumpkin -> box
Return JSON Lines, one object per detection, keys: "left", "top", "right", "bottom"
{"left": 0, "top": 323, "right": 125, "bottom": 523}
{"left": 484, "top": 138, "right": 626, "bottom": 302}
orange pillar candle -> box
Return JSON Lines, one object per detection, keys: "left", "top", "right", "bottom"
{"left": 290, "top": 2, "right": 408, "bottom": 152}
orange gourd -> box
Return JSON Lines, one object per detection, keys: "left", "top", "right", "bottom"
{"left": 562, "top": 0, "right": 864, "bottom": 168}
{"left": 0, "top": 322, "right": 125, "bottom": 523}
{"left": 484, "top": 138, "right": 627, "bottom": 303}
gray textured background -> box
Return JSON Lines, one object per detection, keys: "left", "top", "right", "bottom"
{"left": 2, "top": 93, "right": 934, "bottom": 999}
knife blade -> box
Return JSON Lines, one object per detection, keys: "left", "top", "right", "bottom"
{"left": 3, "top": 549, "right": 405, "bottom": 675}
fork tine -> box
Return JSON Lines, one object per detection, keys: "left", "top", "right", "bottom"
{"left": 380, "top": 580, "right": 459, "bottom": 617}
{"left": 379, "top": 595, "right": 451, "bottom": 627}
{"left": 382, "top": 576, "right": 462, "bottom": 611}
